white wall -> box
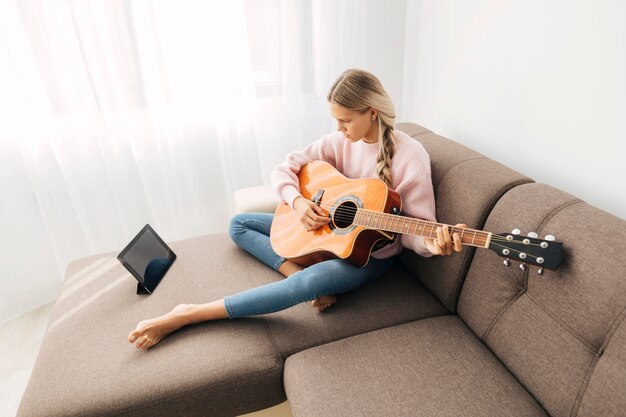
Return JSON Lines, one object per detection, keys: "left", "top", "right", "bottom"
{"left": 364, "top": 0, "right": 408, "bottom": 117}
{"left": 401, "top": 0, "right": 626, "bottom": 221}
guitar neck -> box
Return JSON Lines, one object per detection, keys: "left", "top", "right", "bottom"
{"left": 353, "top": 208, "right": 492, "bottom": 248}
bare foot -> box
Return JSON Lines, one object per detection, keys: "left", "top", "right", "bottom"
{"left": 128, "top": 304, "right": 193, "bottom": 349}
{"left": 311, "top": 295, "right": 337, "bottom": 312}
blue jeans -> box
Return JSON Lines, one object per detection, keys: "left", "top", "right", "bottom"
{"left": 225, "top": 212, "right": 394, "bottom": 318}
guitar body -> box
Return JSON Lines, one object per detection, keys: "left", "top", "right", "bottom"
{"left": 269, "top": 161, "right": 565, "bottom": 271}
{"left": 270, "top": 161, "right": 402, "bottom": 267}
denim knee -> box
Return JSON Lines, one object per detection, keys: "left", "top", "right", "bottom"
{"left": 287, "top": 263, "right": 345, "bottom": 298}
{"left": 228, "top": 213, "right": 247, "bottom": 243}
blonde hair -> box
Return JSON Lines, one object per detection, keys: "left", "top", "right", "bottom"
{"left": 327, "top": 69, "right": 396, "bottom": 185}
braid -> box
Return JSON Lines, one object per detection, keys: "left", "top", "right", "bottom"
{"left": 376, "top": 114, "right": 396, "bottom": 187}
{"left": 376, "top": 118, "right": 395, "bottom": 186}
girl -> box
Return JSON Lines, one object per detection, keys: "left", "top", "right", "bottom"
{"left": 129, "top": 69, "right": 465, "bottom": 349}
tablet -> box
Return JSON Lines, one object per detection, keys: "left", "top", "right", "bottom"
{"left": 117, "top": 224, "right": 176, "bottom": 294}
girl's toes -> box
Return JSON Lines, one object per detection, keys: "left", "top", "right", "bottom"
{"left": 135, "top": 335, "right": 147, "bottom": 348}
{"left": 128, "top": 331, "right": 141, "bottom": 343}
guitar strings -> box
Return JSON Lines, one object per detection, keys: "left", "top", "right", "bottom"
{"left": 326, "top": 210, "right": 461, "bottom": 236}
{"left": 293, "top": 198, "right": 545, "bottom": 260}
{"left": 487, "top": 237, "right": 546, "bottom": 247}
{"left": 304, "top": 202, "right": 489, "bottom": 243}
{"left": 310, "top": 212, "right": 543, "bottom": 247}
{"left": 312, "top": 201, "right": 504, "bottom": 243}
{"left": 489, "top": 241, "right": 541, "bottom": 261}
{"left": 301, "top": 201, "right": 548, "bottom": 247}
{"left": 312, "top": 202, "right": 474, "bottom": 234}
{"left": 304, "top": 209, "right": 545, "bottom": 249}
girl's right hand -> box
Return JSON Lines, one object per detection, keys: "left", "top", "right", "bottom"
{"left": 293, "top": 196, "right": 330, "bottom": 231}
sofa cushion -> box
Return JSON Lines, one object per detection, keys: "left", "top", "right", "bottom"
{"left": 396, "top": 123, "right": 533, "bottom": 312}
{"left": 18, "top": 233, "right": 448, "bottom": 416}
{"left": 233, "top": 184, "right": 280, "bottom": 214}
{"left": 284, "top": 315, "right": 548, "bottom": 417}
{"left": 457, "top": 183, "right": 626, "bottom": 417}
{"left": 261, "top": 261, "right": 449, "bottom": 356}
{"left": 18, "top": 234, "right": 286, "bottom": 417}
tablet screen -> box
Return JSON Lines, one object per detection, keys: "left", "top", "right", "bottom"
{"left": 117, "top": 224, "right": 176, "bottom": 293}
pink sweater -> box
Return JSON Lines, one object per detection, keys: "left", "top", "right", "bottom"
{"left": 270, "top": 129, "right": 437, "bottom": 259}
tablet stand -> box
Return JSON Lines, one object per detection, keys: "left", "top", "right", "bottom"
{"left": 137, "top": 283, "right": 150, "bottom": 294}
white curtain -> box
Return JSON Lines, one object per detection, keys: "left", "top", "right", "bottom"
{"left": 0, "top": 0, "right": 390, "bottom": 324}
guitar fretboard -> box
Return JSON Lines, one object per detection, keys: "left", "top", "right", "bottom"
{"left": 353, "top": 209, "right": 491, "bottom": 248}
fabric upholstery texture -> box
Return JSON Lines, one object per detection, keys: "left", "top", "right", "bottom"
{"left": 458, "top": 183, "right": 626, "bottom": 417}
{"left": 262, "top": 262, "right": 448, "bottom": 357}
{"left": 284, "top": 315, "right": 548, "bottom": 417}
{"left": 18, "top": 234, "right": 286, "bottom": 417}
{"left": 577, "top": 317, "right": 626, "bottom": 417}
{"left": 18, "top": 234, "right": 449, "bottom": 416}
{"left": 17, "top": 122, "right": 625, "bottom": 417}
{"left": 396, "top": 123, "right": 533, "bottom": 312}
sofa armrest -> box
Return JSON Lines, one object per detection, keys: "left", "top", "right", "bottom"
{"left": 233, "top": 184, "right": 280, "bottom": 214}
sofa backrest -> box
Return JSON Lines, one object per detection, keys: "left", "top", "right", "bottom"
{"left": 396, "top": 122, "right": 533, "bottom": 312}
{"left": 457, "top": 183, "right": 626, "bottom": 417}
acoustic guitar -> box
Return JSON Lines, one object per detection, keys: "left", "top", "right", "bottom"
{"left": 269, "top": 160, "right": 564, "bottom": 272}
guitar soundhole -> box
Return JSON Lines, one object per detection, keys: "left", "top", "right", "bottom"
{"left": 333, "top": 201, "right": 357, "bottom": 229}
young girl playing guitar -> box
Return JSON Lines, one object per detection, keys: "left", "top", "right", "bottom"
{"left": 128, "top": 69, "right": 466, "bottom": 349}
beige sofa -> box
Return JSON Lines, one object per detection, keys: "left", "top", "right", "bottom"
{"left": 18, "top": 123, "right": 626, "bottom": 417}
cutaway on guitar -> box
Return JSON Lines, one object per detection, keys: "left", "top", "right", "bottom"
{"left": 269, "top": 160, "right": 564, "bottom": 270}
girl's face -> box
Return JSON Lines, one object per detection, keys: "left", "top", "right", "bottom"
{"left": 330, "top": 102, "right": 378, "bottom": 143}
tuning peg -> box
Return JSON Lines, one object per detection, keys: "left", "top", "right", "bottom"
{"left": 537, "top": 268, "right": 544, "bottom": 276}
{"left": 519, "top": 263, "right": 527, "bottom": 271}
{"left": 512, "top": 228, "right": 521, "bottom": 235}
{"left": 527, "top": 232, "right": 538, "bottom": 238}
{"left": 545, "top": 235, "right": 555, "bottom": 241}
{"left": 503, "top": 258, "right": 511, "bottom": 267}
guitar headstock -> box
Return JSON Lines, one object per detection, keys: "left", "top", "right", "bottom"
{"left": 488, "top": 229, "right": 564, "bottom": 272}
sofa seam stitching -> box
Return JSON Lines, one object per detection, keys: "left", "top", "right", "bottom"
{"left": 439, "top": 156, "right": 488, "bottom": 311}
{"left": 483, "top": 288, "right": 527, "bottom": 342}
{"left": 569, "top": 354, "right": 602, "bottom": 417}
{"left": 481, "top": 197, "right": 582, "bottom": 341}
{"left": 523, "top": 292, "right": 597, "bottom": 353}
{"left": 535, "top": 198, "right": 584, "bottom": 231}
{"left": 598, "top": 304, "right": 626, "bottom": 354}
{"left": 570, "top": 305, "right": 626, "bottom": 417}
{"left": 522, "top": 198, "right": 594, "bottom": 353}
{"left": 262, "top": 317, "right": 285, "bottom": 363}
{"left": 282, "top": 311, "right": 453, "bottom": 358}
{"left": 448, "top": 178, "right": 534, "bottom": 311}
{"left": 449, "top": 248, "right": 477, "bottom": 311}
{"left": 282, "top": 262, "right": 451, "bottom": 357}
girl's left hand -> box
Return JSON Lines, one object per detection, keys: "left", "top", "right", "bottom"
{"left": 425, "top": 223, "right": 467, "bottom": 256}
